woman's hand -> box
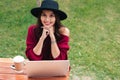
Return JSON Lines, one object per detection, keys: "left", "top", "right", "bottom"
{"left": 41, "top": 27, "right": 49, "bottom": 39}
{"left": 41, "top": 26, "right": 55, "bottom": 41}
{"left": 49, "top": 26, "right": 54, "bottom": 38}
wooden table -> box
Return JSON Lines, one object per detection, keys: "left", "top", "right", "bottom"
{"left": 0, "top": 58, "right": 69, "bottom": 80}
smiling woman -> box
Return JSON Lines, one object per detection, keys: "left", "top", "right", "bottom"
{"left": 40, "top": 10, "right": 56, "bottom": 27}
{"left": 25, "top": 0, "right": 70, "bottom": 60}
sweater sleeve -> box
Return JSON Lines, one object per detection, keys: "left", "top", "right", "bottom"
{"left": 25, "top": 25, "right": 42, "bottom": 60}
{"left": 54, "top": 35, "right": 70, "bottom": 60}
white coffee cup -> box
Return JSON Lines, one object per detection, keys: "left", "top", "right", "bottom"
{"left": 13, "top": 55, "right": 25, "bottom": 73}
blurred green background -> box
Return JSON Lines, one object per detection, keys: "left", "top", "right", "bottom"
{"left": 0, "top": 0, "right": 120, "bottom": 80}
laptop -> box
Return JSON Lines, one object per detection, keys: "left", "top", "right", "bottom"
{"left": 25, "top": 60, "right": 70, "bottom": 77}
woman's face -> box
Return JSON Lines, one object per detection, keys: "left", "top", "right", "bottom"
{"left": 40, "top": 10, "right": 56, "bottom": 28}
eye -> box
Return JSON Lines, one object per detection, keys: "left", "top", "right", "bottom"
{"left": 50, "top": 14, "right": 55, "bottom": 17}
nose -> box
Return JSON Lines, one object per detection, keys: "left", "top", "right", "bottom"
{"left": 45, "top": 17, "right": 50, "bottom": 22}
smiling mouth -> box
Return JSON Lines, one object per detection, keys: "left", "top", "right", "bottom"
{"left": 45, "top": 24, "right": 50, "bottom": 25}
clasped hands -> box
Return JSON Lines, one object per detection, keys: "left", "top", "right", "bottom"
{"left": 41, "top": 26, "right": 54, "bottom": 39}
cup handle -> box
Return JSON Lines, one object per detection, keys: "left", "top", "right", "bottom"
{"left": 10, "top": 65, "right": 16, "bottom": 70}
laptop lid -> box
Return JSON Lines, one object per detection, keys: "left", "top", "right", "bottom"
{"left": 25, "top": 60, "right": 70, "bottom": 77}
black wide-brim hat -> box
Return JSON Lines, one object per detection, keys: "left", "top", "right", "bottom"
{"left": 31, "top": 0, "right": 67, "bottom": 20}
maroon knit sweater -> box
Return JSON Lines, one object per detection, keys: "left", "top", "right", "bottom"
{"left": 25, "top": 25, "right": 70, "bottom": 60}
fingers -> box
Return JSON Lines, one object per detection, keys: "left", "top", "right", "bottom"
{"left": 41, "top": 26, "right": 54, "bottom": 36}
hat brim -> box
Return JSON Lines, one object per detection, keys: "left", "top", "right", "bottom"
{"left": 31, "top": 8, "right": 67, "bottom": 20}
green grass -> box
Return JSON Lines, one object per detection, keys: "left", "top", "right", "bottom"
{"left": 0, "top": 0, "right": 120, "bottom": 80}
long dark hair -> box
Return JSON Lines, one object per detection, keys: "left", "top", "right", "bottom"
{"left": 34, "top": 10, "right": 63, "bottom": 42}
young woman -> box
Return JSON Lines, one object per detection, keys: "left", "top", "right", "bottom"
{"left": 25, "top": 0, "right": 70, "bottom": 60}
